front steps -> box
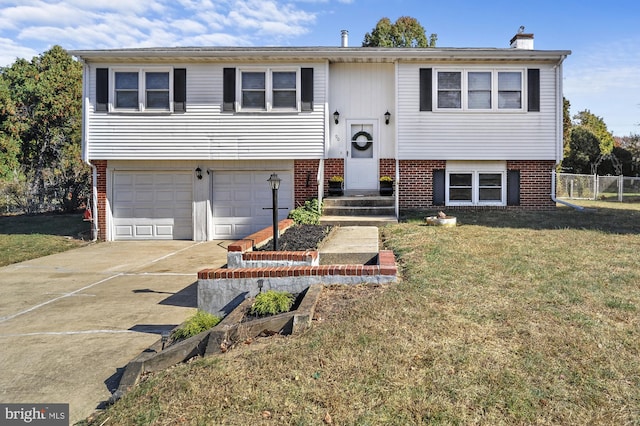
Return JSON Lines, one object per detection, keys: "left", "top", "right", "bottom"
{"left": 320, "top": 193, "right": 398, "bottom": 226}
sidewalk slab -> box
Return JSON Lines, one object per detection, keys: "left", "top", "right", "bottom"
{"left": 318, "top": 226, "right": 379, "bottom": 265}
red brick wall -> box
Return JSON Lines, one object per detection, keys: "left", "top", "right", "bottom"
{"left": 92, "top": 160, "right": 107, "bottom": 241}
{"left": 323, "top": 158, "right": 344, "bottom": 196}
{"left": 507, "top": 160, "right": 556, "bottom": 210}
{"left": 379, "top": 158, "right": 396, "bottom": 179}
{"left": 398, "top": 160, "right": 446, "bottom": 209}
{"left": 397, "top": 159, "right": 555, "bottom": 210}
{"left": 293, "top": 160, "right": 320, "bottom": 206}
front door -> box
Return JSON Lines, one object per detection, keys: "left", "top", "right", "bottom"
{"left": 345, "top": 120, "right": 378, "bottom": 190}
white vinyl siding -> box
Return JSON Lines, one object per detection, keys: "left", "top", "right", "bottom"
{"left": 327, "top": 63, "right": 395, "bottom": 159}
{"left": 87, "top": 63, "right": 325, "bottom": 160}
{"left": 398, "top": 63, "right": 559, "bottom": 160}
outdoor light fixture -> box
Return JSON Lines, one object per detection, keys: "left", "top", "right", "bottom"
{"left": 267, "top": 173, "right": 281, "bottom": 190}
{"left": 161, "top": 331, "right": 170, "bottom": 350}
{"left": 195, "top": 167, "right": 203, "bottom": 180}
{"left": 333, "top": 110, "right": 340, "bottom": 124}
{"left": 384, "top": 110, "right": 391, "bottom": 125}
{"left": 267, "top": 173, "right": 281, "bottom": 251}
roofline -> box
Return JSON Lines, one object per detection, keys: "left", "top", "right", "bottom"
{"left": 69, "top": 46, "right": 571, "bottom": 63}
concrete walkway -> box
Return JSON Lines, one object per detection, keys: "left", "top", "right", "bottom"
{"left": 319, "top": 226, "right": 380, "bottom": 265}
{"left": 0, "top": 240, "right": 228, "bottom": 424}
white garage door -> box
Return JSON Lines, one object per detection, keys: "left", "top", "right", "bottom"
{"left": 112, "top": 172, "right": 193, "bottom": 240}
{"left": 212, "top": 170, "right": 293, "bottom": 239}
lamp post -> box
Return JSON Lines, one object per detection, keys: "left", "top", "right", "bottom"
{"left": 267, "top": 173, "right": 281, "bottom": 251}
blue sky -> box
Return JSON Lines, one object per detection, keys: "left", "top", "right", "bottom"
{"left": 1, "top": 0, "right": 639, "bottom": 136}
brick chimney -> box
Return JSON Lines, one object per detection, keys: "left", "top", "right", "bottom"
{"left": 510, "top": 27, "right": 534, "bottom": 49}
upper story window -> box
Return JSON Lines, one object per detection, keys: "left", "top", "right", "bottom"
{"left": 433, "top": 69, "right": 524, "bottom": 111}
{"left": 238, "top": 68, "right": 299, "bottom": 111}
{"left": 468, "top": 72, "right": 491, "bottom": 109}
{"left": 437, "top": 72, "right": 461, "bottom": 109}
{"left": 110, "top": 68, "right": 172, "bottom": 112}
{"left": 497, "top": 72, "right": 522, "bottom": 109}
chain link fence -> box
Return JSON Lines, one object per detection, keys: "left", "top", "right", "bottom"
{"left": 556, "top": 173, "right": 640, "bottom": 202}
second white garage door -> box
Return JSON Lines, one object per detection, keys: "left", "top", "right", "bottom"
{"left": 211, "top": 171, "right": 293, "bottom": 239}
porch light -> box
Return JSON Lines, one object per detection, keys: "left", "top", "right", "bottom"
{"left": 195, "top": 167, "right": 203, "bottom": 180}
{"left": 267, "top": 173, "right": 281, "bottom": 190}
{"left": 333, "top": 110, "right": 340, "bottom": 124}
{"left": 384, "top": 110, "right": 391, "bottom": 125}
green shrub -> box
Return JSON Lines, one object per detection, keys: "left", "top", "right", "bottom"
{"left": 250, "top": 290, "right": 294, "bottom": 316}
{"left": 171, "top": 310, "right": 221, "bottom": 341}
{"left": 288, "top": 198, "right": 321, "bottom": 225}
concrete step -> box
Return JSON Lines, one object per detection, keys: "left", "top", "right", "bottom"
{"left": 322, "top": 205, "right": 396, "bottom": 216}
{"left": 323, "top": 196, "right": 395, "bottom": 208}
{"left": 320, "top": 215, "right": 398, "bottom": 227}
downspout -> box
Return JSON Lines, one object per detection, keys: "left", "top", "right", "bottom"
{"left": 79, "top": 59, "right": 99, "bottom": 240}
{"left": 551, "top": 54, "right": 584, "bottom": 211}
{"left": 394, "top": 60, "right": 399, "bottom": 218}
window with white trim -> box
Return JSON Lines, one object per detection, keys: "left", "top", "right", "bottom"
{"left": 238, "top": 68, "right": 299, "bottom": 111}
{"left": 435, "top": 69, "right": 524, "bottom": 111}
{"left": 497, "top": 72, "right": 522, "bottom": 109}
{"left": 446, "top": 171, "right": 506, "bottom": 206}
{"left": 111, "top": 68, "right": 172, "bottom": 112}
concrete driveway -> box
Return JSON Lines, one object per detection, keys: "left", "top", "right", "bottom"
{"left": 0, "top": 240, "right": 228, "bottom": 424}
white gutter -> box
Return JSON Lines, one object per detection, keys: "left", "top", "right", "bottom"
{"left": 394, "top": 60, "right": 400, "bottom": 219}
{"left": 79, "top": 59, "right": 99, "bottom": 240}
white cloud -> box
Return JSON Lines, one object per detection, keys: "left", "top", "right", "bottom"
{"left": 0, "top": 37, "right": 38, "bottom": 66}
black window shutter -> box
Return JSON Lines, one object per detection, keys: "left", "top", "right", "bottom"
{"left": 507, "top": 170, "right": 521, "bottom": 206}
{"left": 433, "top": 169, "right": 445, "bottom": 206}
{"left": 223, "top": 68, "right": 236, "bottom": 112}
{"left": 527, "top": 68, "right": 540, "bottom": 112}
{"left": 419, "top": 68, "right": 432, "bottom": 112}
{"left": 96, "top": 68, "right": 108, "bottom": 112}
{"left": 301, "top": 67, "right": 314, "bottom": 111}
{"left": 173, "top": 68, "right": 186, "bottom": 112}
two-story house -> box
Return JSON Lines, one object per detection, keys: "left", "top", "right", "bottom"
{"left": 71, "top": 31, "right": 570, "bottom": 241}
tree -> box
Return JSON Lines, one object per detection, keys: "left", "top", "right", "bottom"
{"left": 563, "top": 126, "right": 600, "bottom": 174}
{"left": 363, "top": 16, "right": 437, "bottom": 48}
{"left": 562, "top": 97, "right": 571, "bottom": 158}
{"left": 0, "top": 45, "right": 89, "bottom": 212}
{"left": 573, "top": 110, "right": 614, "bottom": 155}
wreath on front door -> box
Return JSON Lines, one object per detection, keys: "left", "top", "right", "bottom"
{"left": 351, "top": 130, "right": 373, "bottom": 151}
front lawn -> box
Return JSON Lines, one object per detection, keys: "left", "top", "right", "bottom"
{"left": 0, "top": 213, "right": 90, "bottom": 267}
{"left": 86, "top": 202, "right": 640, "bottom": 424}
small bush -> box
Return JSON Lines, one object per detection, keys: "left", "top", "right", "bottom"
{"left": 171, "top": 310, "right": 221, "bottom": 341}
{"left": 288, "top": 198, "right": 321, "bottom": 225}
{"left": 250, "top": 290, "right": 294, "bottom": 316}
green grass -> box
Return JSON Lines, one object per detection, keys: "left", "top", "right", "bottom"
{"left": 171, "top": 310, "right": 222, "bottom": 341}
{"left": 0, "top": 213, "right": 90, "bottom": 266}
{"left": 75, "top": 202, "right": 640, "bottom": 424}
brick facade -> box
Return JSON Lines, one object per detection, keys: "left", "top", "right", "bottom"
{"left": 379, "top": 158, "right": 396, "bottom": 179}
{"left": 398, "top": 160, "right": 446, "bottom": 209}
{"left": 293, "top": 159, "right": 320, "bottom": 206}
{"left": 395, "top": 159, "right": 555, "bottom": 210}
{"left": 322, "top": 158, "right": 345, "bottom": 196}
{"left": 506, "top": 160, "right": 556, "bottom": 210}
{"left": 93, "top": 160, "right": 107, "bottom": 241}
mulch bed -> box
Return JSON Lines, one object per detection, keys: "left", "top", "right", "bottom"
{"left": 255, "top": 224, "right": 332, "bottom": 251}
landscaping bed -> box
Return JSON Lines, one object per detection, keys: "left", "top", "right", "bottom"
{"left": 255, "top": 224, "right": 332, "bottom": 251}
